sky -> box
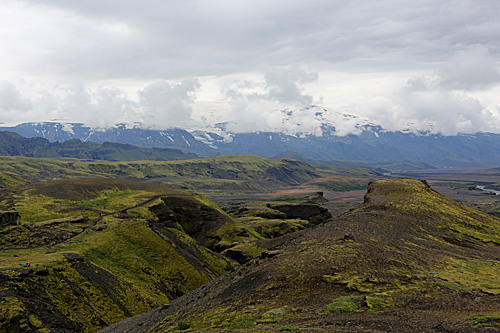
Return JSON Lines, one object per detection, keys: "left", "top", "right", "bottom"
{"left": 0, "top": 0, "right": 500, "bottom": 135}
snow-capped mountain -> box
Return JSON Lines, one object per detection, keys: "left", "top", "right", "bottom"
{"left": 2, "top": 105, "right": 500, "bottom": 170}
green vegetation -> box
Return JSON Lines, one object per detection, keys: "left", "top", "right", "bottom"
{"left": 125, "top": 178, "right": 500, "bottom": 332}
{"left": 464, "top": 313, "right": 500, "bottom": 327}
{"left": 277, "top": 326, "right": 300, "bottom": 331}
{"left": 0, "top": 178, "right": 238, "bottom": 332}
{"left": 0, "top": 155, "right": 320, "bottom": 192}
{"left": 8, "top": 157, "right": 500, "bottom": 333}
{"left": 326, "top": 296, "right": 360, "bottom": 313}
{"left": 222, "top": 241, "right": 266, "bottom": 263}
{"left": 318, "top": 179, "right": 369, "bottom": 191}
{"left": 313, "top": 165, "right": 381, "bottom": 191}
{"left": 365, "top": 296, "right": 387, "bottom": 312}
{"left": 226, "top": 315, "right": 257, "bottom": 329}
{"left": 176, "top": 319, "right": 191, "bottom": 330}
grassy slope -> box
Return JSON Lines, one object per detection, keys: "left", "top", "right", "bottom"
{"left": 0, "top": 179, "right": 240, "bottom": 332}
{"left": 312, "top": 165, "right": 381, "bottom": 191}
{"left": 102, "top": 178, "right": 500, "bottom": 332}
{"left": 0, "top": 155, "right": 320, "bottom": 191}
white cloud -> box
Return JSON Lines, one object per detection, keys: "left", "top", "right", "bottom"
{"left": 138, "top": 79, "right": 200, "bottom": 128}
{"left": 0, "top": 79, "right": 201, "bottom": 128}
{"left": 264, "top": 67, "right": 318, "bottom": 105}
{"left": 218, "top": 67, "right": 320, "bottom": 132}
{"left": 0, "top": 81, "right": 32, "bottom": 114}
{"left": 437, "top": 45, "right": 500, "bottom": 90}
{"left": 57, "top": 85, "right": 136, "bottom": 127}
{"left": 354, "top": 70, "right": 500, "bottom": 135}
{"left": 0, "top": 0, "right": 499, "bottom": 135}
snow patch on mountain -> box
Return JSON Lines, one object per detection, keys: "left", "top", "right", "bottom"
{"left": 189, "top": 105, "right": 382, "bottom": 140}
{"left": 61, "top": 123, "right": 75, "bottom": 135}
{"left": 189, "top": 122, "right": 235, "bottom": 148}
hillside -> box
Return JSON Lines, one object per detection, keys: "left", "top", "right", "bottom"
{"left": 101, "top": 179, "right": 500, "bottom": 332}
{"left": 0, "top": 131, "right": 197, "bottom": 161}
{"left": 0, "top": 175, "right": 336, "bottom": 332}
{"left": 0, "top": 179, "right": 242, "bottom": 332}
{"left": 0, "top": 155, "right": 321, "bottom": 191}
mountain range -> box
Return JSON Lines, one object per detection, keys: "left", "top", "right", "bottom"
{"left": 2, "top": 106, "right": 500, "bottom": 170}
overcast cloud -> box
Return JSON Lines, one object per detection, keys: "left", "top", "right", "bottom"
{"left": 0, "top": 0, "right": 499, "bottom": 135}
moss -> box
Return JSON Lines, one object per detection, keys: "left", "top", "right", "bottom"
{"left": 322, "top": 274, "right": 346, "bottom": 283}
{"left": 277, "top": 326, "right": 300, "bottom": 331}
{"left": 176, "top": 319, "right": 191, "bottom": 331}
{"left": 246, "top": 218, "right": 311, "bottom": 239}
{"left": 366, "top": 296, "right": 387, "bottom": 312}
{"left": 41, "top": 261, "right": 142, "bottom": 330}
{"left": 326, "top": 296, "right": 359, "bottom": 313}
{"left": 0, "top": 155, "right": 319, "bottom": 190}
{"left": 318, "top": 179, "right": 369, "bottom": 191}
{"left": 464, "top": 313, "right": 500, "bottom": 327}
{"left": 437, "top": 258, "right": 500, "bottom": 294}
{"left": 0, "top": 297, "right": 24, "bottom": 323}
{"left": 259, "top": 308, "right": 286, "bottom": 323}
{"left": 226, "top": 315, "right": 257, "bottom": 329}
{"left": 0, "top": 171, "right": 27, "bottom": 187}
{"left": 0, "top": 214, "right": 234, "bottom": 331}
{"left": 80, "top": 220, "right": 223, "bottom": 301}
{"left": 437, "top": 281, "right": 472, "bottom": 292}
{"left": 222, "top": 241, "right": 265, "bottom": 263}
{"left": 28, "top": 314, "right": 44, "bottom": 328}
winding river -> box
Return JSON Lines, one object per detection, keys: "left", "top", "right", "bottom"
{"left": 476, "top": 185, "right": 500, "bottom": 196}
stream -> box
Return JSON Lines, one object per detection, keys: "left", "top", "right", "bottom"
{"left": 476, "top": 185, "right": 500, "bottom": 196}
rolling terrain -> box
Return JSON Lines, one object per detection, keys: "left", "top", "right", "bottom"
{"left": 0, "top": 155, "right": 321, "bottom": 192}
{"left": 101, "top": 179, "right": 500, "bottom": 332}
{"left": 0, "top": 156, "right": 335, "bottom": 332}
{"left": 2, "top": 151, "right": 500, "bottom": 332}
{"left": 0, "top": 179, "right": 242, "bottom": 332}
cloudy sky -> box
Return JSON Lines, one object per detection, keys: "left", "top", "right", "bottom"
{"left": 1, "top": 0, "right": 499, "bottom": 135}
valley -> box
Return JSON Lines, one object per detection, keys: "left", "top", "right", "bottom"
{"left": 1, "top": 0, "right": 499, "bottom": 331}
{"left": 1, "top": 153, "right": 500, "bottom": 332}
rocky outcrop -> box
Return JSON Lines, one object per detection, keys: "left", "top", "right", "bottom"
{"left": 149, "top": 196, "right": 234, "bottom": 250}
{"left": 267, "top": 203, "right": 332, "bottom": 225}
{"left": 0, "top": 211, "right": 20, "bottom": 227}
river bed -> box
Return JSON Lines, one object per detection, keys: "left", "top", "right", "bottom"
{"left": 476, "top": 185, "right": 500, "bottom": 196}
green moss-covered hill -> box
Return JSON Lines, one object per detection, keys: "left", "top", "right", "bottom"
{"left": 0, "top": 155, "right": 320, "bottom": 191}
{"left": 0, "top": 178, "right": 246, "bottom": 332}
{"left": 102, "top": 178, "right": 500, "bottom": 332}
